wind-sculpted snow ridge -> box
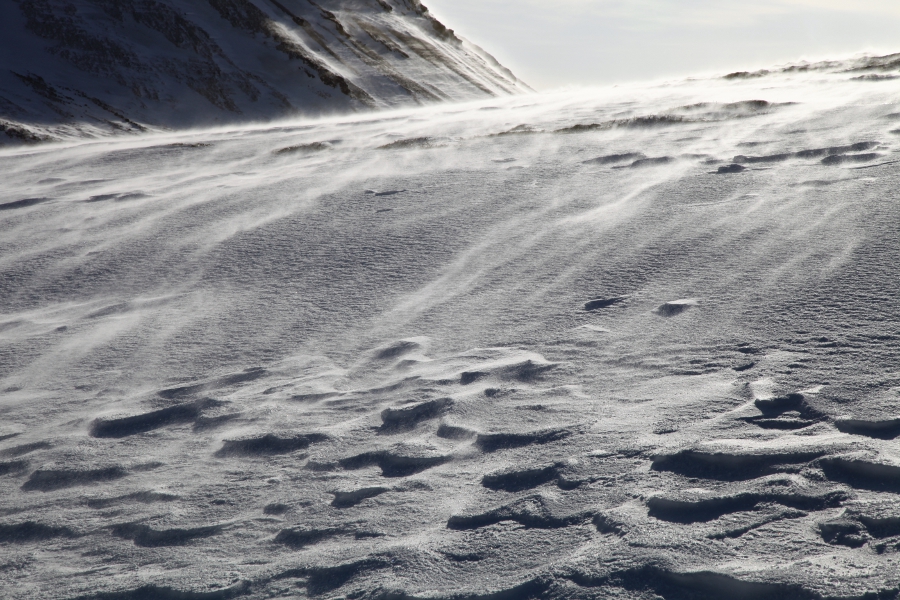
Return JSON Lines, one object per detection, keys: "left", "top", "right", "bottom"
{"left": 3, "top": 59, "right": 900, "bottom": 598}
{"left": 724, "top": 52, "right": 900, "bottom": 80}
{"left": 0, "top": 0, "right": 528, "bottom": 145}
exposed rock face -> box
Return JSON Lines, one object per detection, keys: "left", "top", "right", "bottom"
{"left": 0, "top": 0, "right": 528, "bottom": 142}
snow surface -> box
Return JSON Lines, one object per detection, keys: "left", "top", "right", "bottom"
{"left": 2, "top": 56, "right": 900, "bottom": 598}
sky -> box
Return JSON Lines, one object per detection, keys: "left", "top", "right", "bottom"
{"left": 423, "top": 0, "right": 900, "bottom": 89}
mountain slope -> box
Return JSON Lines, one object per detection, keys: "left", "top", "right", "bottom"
{"left": 0, "top": 0, "right": 528, "bottom": 143}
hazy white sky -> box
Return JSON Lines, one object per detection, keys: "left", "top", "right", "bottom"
{"left": 424, "top": 0, "right": 900, "bottom": 89}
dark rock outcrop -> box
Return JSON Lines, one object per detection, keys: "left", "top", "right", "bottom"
{"left": 0, "top": 0, "right": 528, "bottom": 143}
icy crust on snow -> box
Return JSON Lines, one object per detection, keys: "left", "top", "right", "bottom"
{"left": 0, "top": 0, "right": 528, "bottom": 145}
{"left": 2, "top": 61, "right": 900, "bottom": 598}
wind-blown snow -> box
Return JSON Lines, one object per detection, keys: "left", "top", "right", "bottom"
{"left": 1, "top": 56, "right": 900, "bottom": 598}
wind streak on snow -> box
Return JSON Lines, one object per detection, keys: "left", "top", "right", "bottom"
{"left": 0, "top": 70, "right": 885, "bottom": 368}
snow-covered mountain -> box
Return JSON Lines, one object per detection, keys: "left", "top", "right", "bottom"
{"left": 0, "top": 0, "right": 528, "bottom": 143}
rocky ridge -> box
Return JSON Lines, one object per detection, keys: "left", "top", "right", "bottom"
{"left": 0, "top": 0, "right": 528, "bottom": 143}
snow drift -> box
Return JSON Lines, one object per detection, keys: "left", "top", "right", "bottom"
{"left": 1, "top": 53, "right": 900, "bottom": 598}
